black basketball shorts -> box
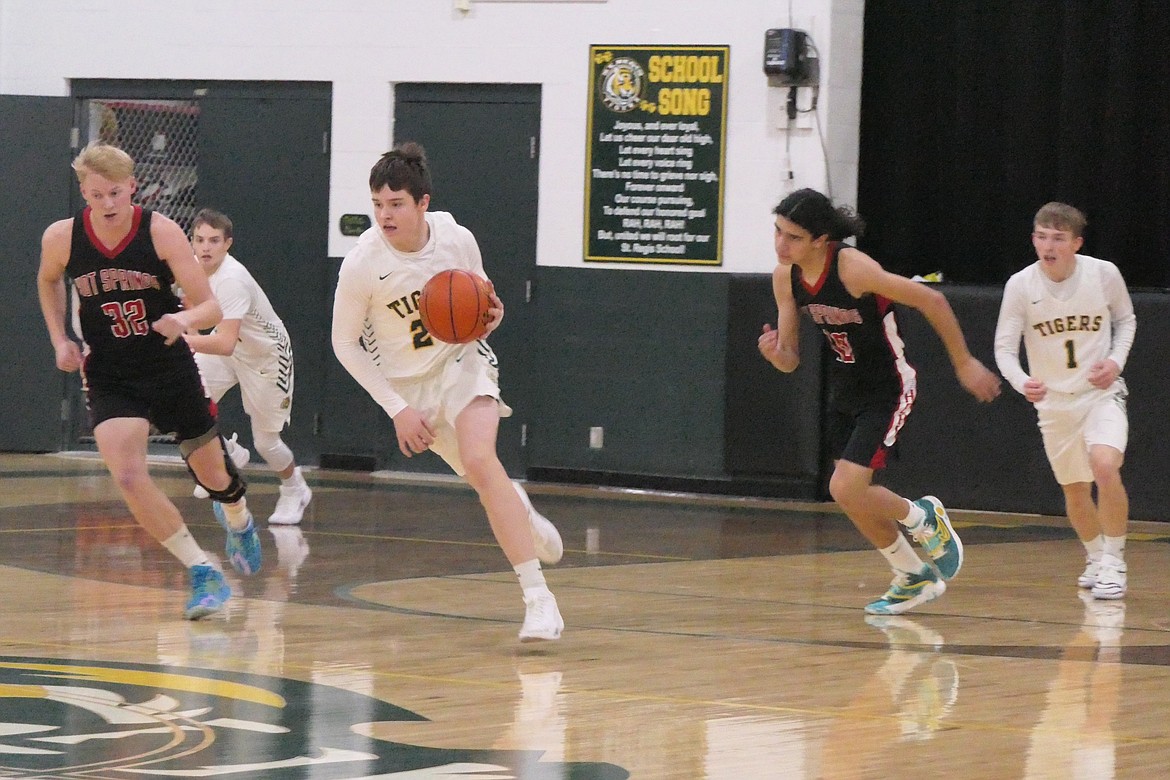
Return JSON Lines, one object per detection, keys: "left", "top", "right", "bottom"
{"left": 84, "top": 360, "right": 216, "bottom": 444}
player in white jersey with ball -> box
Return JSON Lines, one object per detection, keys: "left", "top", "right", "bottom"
{"left": 994, "top": 202, "right": 1136, "bottom": 599}
{"left": 183, "top": 208, "right": 313, "bottom": 527}
{"left": 331, "top": 142, "right": 564, "bottom": 642}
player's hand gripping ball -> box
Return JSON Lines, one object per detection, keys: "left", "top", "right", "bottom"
{"left": 418, "top": 269, "right": 493, "bottom": 344}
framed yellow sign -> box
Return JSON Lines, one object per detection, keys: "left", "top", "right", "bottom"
{"left": 584, "top": 45, "right": 730, "bottom": 265}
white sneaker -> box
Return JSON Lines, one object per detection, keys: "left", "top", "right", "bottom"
{"left": 225, "top": 433, "right": 251, "bottom": 468}
{"left": 192, "top": 434, "right": 251, "bottom": 499}
{"left": 269, "top": 482, "right": 312, "bottom": 526}
{"left": 519, "top": 589, "right": 564, "bottom": 643}
{"left": 1090, "top": 553, "right": 1127, "bottom": 600}
{"left": 1077, "top": 554, "right": 1100, "bottom": 588}
{"left": 513, "top": 481, "right": 563, "bottom": 564}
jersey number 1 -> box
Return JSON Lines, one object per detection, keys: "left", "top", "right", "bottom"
{"left": 1064, "top": 339, "right": 1077, "bottom": 369}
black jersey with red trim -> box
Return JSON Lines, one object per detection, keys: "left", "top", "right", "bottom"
{"left": 790, "top": 242, "right": 917, "bottom": 405}
{"left": 66, "top": 206, "right": 194, "bottom": 378}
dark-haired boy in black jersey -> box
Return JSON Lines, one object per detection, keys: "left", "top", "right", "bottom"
{"left": 758, "top": 188, "right": 1001, "bottom": 614}
{"left": 36, "top": 142, "right": 262, "bottom": 619}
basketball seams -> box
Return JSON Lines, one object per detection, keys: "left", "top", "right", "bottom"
{"left": 420, "top": 268, "right": 491, "bottom": 344}
{"left": 446, "top": 269, "right": 460, "bottom": 343}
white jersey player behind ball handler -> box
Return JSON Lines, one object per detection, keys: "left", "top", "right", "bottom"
{"left": 330, "top": 141, "right": 565, "bottom": 642}
{"left": 994, "top": 202, "right": 1136, "bottom": 599}
{"left": 183, "top": 208, "right": 313, "bottom": 526}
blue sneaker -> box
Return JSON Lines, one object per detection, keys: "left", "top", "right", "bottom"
{"left": 864, "top": 565, "right": 945, "bottom": 615}
{"left": 212, "top": 501, "right": 262, "bottom": 576}
{"left": 184, "top": 564, "right": 230, "bottom": 620}
{"left": 909, "top": 496, "right": 964, "bottom": 580}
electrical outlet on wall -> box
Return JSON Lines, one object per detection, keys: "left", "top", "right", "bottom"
{"left": 589, "top": 427, "right": 604, "bottom": 449}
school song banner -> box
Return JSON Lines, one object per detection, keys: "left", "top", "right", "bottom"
{"left": 584, "top": 45, "right": 730, "bottom": 265}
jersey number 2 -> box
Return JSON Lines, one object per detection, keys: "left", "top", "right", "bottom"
{"left": 828, "top": 332, "right": 856, "bottom": 364}
{"left": 411, "top": 318, "right": 434, "bottom": 350}
{"left": 100, "top": 299, "right": 149, "bottom": 338}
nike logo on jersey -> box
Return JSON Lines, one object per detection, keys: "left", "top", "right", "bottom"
{"left": 1030, "top": 299, "right": 1042, "bottom": 304}
{"left": 379, "top": 272, "right": 393, "bottom": 280}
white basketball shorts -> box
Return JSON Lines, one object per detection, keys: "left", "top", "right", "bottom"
{"left": 393, "top": 340, "right": 513, "bottom": 476}
{"left": 196, "top": 352, "right": 293, "bottom": 433}
{"left": 1036, "top": 382, "right": 1128, "bottom": 485}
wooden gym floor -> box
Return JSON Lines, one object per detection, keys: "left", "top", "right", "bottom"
{"left": 1, "top": 451, "right": 1169, "bottom": 779}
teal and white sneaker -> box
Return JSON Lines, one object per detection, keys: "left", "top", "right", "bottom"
{"left": 864, "top": 566, "right": 946, "bottom": 615}
{"left": 212, "top": 502, "right": 262, "bottom": 576}
{"left": 184, "top": 564, "right": 230, "bottom": 620}
{"left": 909, "top": 496, "right": 964, "bottom": 580}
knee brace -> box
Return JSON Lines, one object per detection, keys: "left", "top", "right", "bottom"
{"left": 252, "top": 429, "right": 294, "bottom": 473}
{"left": 184, "top": 432, "right": 248, "bottom": 503}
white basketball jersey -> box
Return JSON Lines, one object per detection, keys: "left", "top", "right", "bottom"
{"left": 206, "top": 254, "right": 292, "bottom": 371}
{"left": 333, "top": 210, "right": 486, "bottom": 381}
{"left": 1014, "top": 256, "right": 1116, "bottom": 394}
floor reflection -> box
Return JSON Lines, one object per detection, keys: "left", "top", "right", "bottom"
{"left": 1023, "top": 592, "right": 1122, "bottom": 779}
{"left": 820, "top": 616, "right": 958, "bottom": 779}
{"left": 4, "top": 453, "right": 1170, "bottom": 778}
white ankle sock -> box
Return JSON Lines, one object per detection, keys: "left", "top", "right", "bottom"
{"left": 1102, "top": 534, "right": 1126, "bottom": 559}
{"left": 514, "top": 559, "right": 546, "bottom": 591}
{"left": 281, "top": 467, "right": 307, "bottom": 488}
{"left": 163, "top": 528, "right": 211, "bottom": 568}
{"left": 1083, "top": 534, "right": 1104, "bottom": 558}
{"left": 880, "top": 534, "right": 926, "bottom": 574}
{"left": 898, "top": 498, "right": 927, "bottom": 529}
{"left": 221, "top": 498, "right": 250, "bottom": 531}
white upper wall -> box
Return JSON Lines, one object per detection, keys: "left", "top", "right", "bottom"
{"left": 0, "top": 0, "right": 863, "bottom": 273}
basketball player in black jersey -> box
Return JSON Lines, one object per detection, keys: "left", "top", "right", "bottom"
{"left": 758, "top": 189, "right": 1000, "bottom": 615}
{"left": 36, "top": 143, "right": 262, "bottom": 619}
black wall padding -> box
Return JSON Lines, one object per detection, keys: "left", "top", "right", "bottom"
{"left": 723, "top": 274, "right": 823, "bottom": 499}
{"left": 528, "top": 267, "right": 729, "bottom": 479}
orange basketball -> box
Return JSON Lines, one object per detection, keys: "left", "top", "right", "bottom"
{"left": 418, "top": 269, "right": 493, "bottom": 344}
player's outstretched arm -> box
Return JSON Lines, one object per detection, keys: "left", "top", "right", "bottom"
{"left": 842, "top": 248, "right": 1001, "bottom": 402}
